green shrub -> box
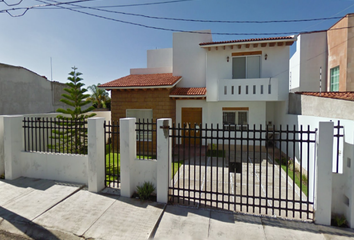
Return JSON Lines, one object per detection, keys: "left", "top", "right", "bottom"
{"left": 136, "top": 181, "right": 155, "bottom": 200}
{"left": 333, "top": 214, "right": 347, "bottom": 227}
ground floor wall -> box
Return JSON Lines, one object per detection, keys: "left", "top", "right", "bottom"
{"left": 176, "top": 100, "right": 269, "bottom": 127}
{"left": 274, "top": 101, "right": 354, "bottom": 228}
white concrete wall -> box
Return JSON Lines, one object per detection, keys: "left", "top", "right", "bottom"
{"left": 275, "top": 101, "right": 354, "bottom": 227}
{"left": 20, "top": 152, "right": 88, "bottom": 184}
{"left": 290, "top": 38, "right": 301, "bottom": 91}
{"left": 147, "top": 48, "right": 173, "bottom": 68}
{"left": 290, "top": 32, "right": 328, "bottom": 92}
{"left": 0, "top": 63, "right": 67, "bottom": 115}
{"left": 206, "top": 45, "right": 290, "bottom": 102}
{"left": 173, "top": 30, "right": 212, "bottom": 87}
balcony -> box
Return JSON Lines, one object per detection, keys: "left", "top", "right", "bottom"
{"left": 217, "top": 78, "right": 287, "bottom": 101}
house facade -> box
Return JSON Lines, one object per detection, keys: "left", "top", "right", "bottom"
{"left": 100, "top": 31, "right": 296, "bottom": 130}
{"left": 290, "top": 13, "right": 354, "bottom": 92}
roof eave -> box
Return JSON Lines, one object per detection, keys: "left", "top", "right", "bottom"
{"left": 99, "top": 77, "right": 182, "bottom": 90}
{"left": 200, "top": 37, "right": 297, "bottom": 48}
{"left": 169, "top": 95, "right": 206, "bottom": 98}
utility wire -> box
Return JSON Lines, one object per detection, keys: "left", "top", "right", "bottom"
{"left": 36, "top": 0, "right": 195, "bottom": 9}
{"left": 34, "top": 0, "right": 354, "bottom": 36}
{"left": 1, "top": 0, "right": 97, "bottom": 17}
{"left": 0, "top": 0, "right": 23, "bottom": 7}
{"left": 36, "top": 1, "right": 344, "bottom": 24}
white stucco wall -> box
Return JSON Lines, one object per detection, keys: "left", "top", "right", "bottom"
{"left": 130, "top": 67, "right": 172, "bottom": 74}
{"left": 147, "top": 48, "right": 173, "bottom": 68}
{"left": 274, "top": 100, "right": 354, "bottom": 227}
{"left": 0, "top": 63, "right": 67, "bottom": 115}
{"left": 173, "top": 30, "right": 212, "bottom": 87}
{"left": 290, "top": 32, "right": 327, "bottom": 92}
{"left": 206, "top": 45, "right": 290, "bottom": 102}
{"left": 20, "top": 152, "right": 88, "bottom": 184}
{"left": 176, "top": 100, "right": 266, "bottom": 127}
{"left": 290, "top": 38, "right": 301, "bottom": 91}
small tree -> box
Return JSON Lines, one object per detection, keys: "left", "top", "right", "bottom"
{"left": 87, "top": 83, "right": 110, "bottom": 109}
{"left": 49, "top": 67, "right": 96, "bottom": 154}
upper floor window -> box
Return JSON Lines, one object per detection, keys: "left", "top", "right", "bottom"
{"left": 232, "top": 55, "right": 260, "bottom": 79}
{"left": 330, "top": 66, "right": 339, "bottom": 92}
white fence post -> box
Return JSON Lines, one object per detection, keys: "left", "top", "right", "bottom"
{"left": 120, "top": 118, "right": 136, "bottom": 198}
{"left": 4, "top": 115, "right": 24, "bottom": 180}
{"left": 87, "top": 117, "right": 105, "bottom": 192}
{"left": 315, "top": 121, "right": 334, "bottom": 225}
{"left": 157, "top": 118, "right": 172, "bottom": 203}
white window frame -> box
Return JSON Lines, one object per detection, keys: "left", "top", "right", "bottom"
{"left": 126, "top": 109, "right": 153, "bottom": 141}
{"left": 232, "top": 55, "right": 261, "bottom": 79}
{"left": 330, "top": 66, "right": 339, "bottom": 92}
{"left": 223, "top": 110, "right": 249, "bottom": 130}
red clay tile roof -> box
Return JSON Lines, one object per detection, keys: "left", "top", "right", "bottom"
{"left": 297, "top": 92, "right": 354, "bottom": 101}
{"left": 200, "top": 36, "right": 295, "bottom": 46}
{"left": 170, "top": 87, "right": 206, "bottom": 96}
{"left": 99, "top": 73, "right": 181, "bottom": 88}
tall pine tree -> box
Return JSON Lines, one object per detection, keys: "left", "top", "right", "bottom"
{"left": 49, "top": 67, "right": 96, "bottom": 154}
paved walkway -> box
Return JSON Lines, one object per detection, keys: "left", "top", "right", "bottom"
{"left": 1, "top": 178, "right": 354, "bottom": 239}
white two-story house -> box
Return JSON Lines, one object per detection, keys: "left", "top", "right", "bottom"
{"left": 100, "top": 30, "right": 296, "bottom": 131}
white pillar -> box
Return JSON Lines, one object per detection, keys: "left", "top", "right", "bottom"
{"left": 4, "top": 116, "right": 24, "bottom": 180}
{"left": 315, "top": 121, "right": 334, "bottom": 226}
{"left": 120, "top": 118, "right": 136, "bottom": 198}
{"left": 87, "top": 117, "right": 105, "bottom": 192}
{"left": 157, "top": 118, "right": 172, "bottom": 203}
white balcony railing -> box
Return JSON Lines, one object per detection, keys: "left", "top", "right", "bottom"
{"left": 217, "top": 78, "right": 286, "bottom": 101}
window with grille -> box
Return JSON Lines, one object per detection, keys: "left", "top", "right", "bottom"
{"left": 223, "top": 111, "right": 248, "bottom": 130}
{"left": 330, "top": 66, "right": 339, "bottom": 92}
{"left": 126, "top": 109, "right": 153, "bottom": 141}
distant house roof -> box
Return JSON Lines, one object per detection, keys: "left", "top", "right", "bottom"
{"left": 296, "top": 92, "right": 354, "bottom": 101}
{"left": 200, "top": 36, "right": 296, "bottom": 47}
{"left": 99, "top": 73, "right": 182, "bottom": 89}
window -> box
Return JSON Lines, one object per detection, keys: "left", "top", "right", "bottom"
{"left": 232, "top": 56, "right": 260, "bottom": 79}
{"left": 223, "top": 111, "right": 248, "bottom": 130}
{"left": 126, "top": 109, "right": 153, "bottom": 141}
{"left": 330, "top": 66, "right": 339, "bottom": 92}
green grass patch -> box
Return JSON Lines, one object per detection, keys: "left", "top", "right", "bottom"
{"left": 172, "top": 161, "right": 183, "bottom": 178}
{"left": 275, "top": 158, "right": 308, "bottom": 196}
{"left": 105, "top": 152, "right": 120, "bottom": 183}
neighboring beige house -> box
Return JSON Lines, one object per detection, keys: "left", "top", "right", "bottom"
{"left": 290, "top": 13, "right": 354, "bottom": 92}
{"left": 0, "top": 63, "right": 67, "bottom": 115}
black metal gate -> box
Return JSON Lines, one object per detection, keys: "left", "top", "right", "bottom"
{"left": 169, "top": 124, "right": 317, "bottom": 220}
{"left": 104, "top": 121, "right": 120, "bottom": 188}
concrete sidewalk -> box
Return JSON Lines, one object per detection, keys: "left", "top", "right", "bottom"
{"left": 0, "top": 178, "right": 164, "bottom": 240}
{"left": 1, "top": 178, "right": 354, "bottom": 240}
{"left": 154, "top": 205, "right": 354, "bottom": 240}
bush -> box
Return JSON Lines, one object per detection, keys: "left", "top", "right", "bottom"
{"left": 136, "top": 181, "right": 155, "bottom": 200}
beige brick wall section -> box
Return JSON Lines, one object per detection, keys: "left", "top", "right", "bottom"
{"left": 111, "top": 88, "right": 176, "bottom": 123}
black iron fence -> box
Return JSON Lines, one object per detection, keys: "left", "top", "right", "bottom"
{"left": 169, "top": 123, "right": 317, "bottom": 220}
{"left": 23, "top": 117, "right": 88, "bottom": 155}
{"left": 136, "top": 119, "right": 157, "bottom": 160}
{"left": 104, "top": 120, "right": 120, "bottom": 188}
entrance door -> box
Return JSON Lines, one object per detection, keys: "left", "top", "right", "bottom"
{"left": 181, "top": 108, "right": 202, "bottom": 145}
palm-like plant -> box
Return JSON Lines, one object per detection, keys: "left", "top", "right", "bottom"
{"left": 87, "top": 83, "right": 110, "bottom": 109}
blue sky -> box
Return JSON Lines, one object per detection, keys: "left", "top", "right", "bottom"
{"left": 0, "top": 0, "right": 353, "bottom": 88}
